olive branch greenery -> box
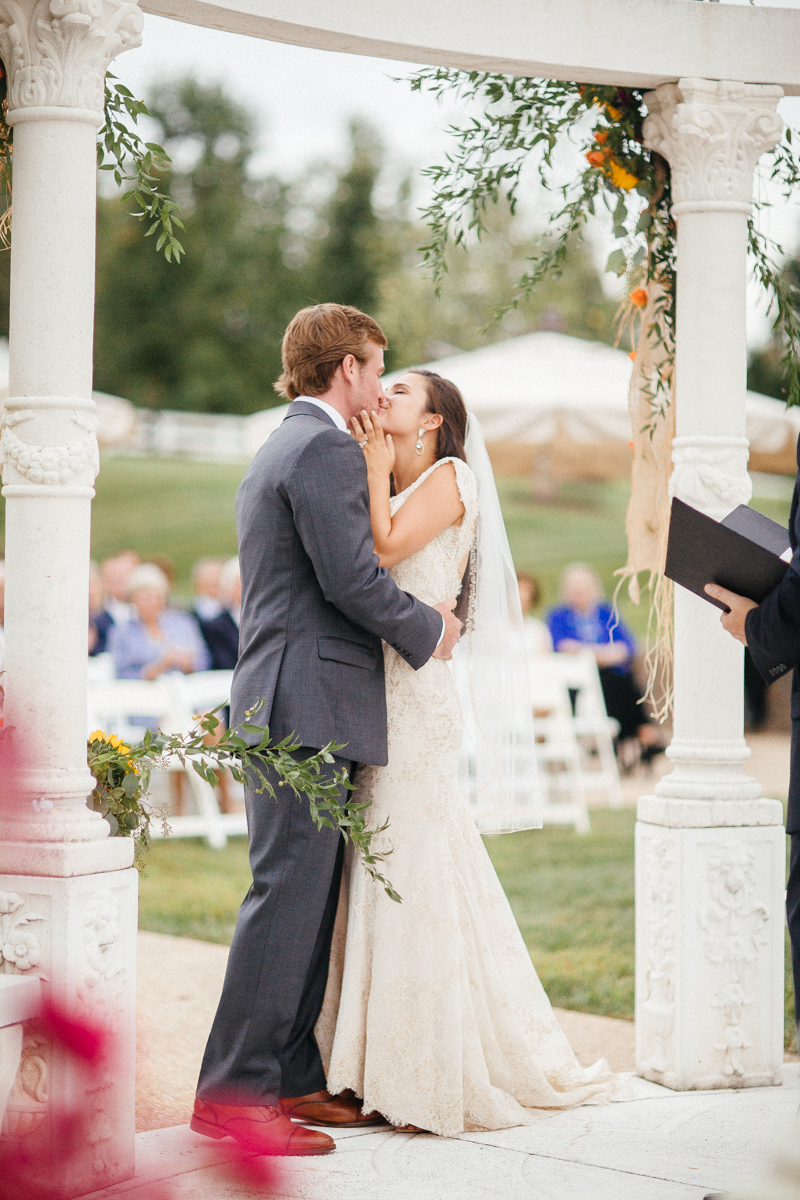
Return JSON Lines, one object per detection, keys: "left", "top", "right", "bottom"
{"left": 409, "top": 69, "right": 800, "bottom": 413}
{"left": 98, "top": 74, "right": 184, "bottom": 263}
{"left": 88, "top": 702, "right": 400, "bottom": 901}
{"left": 0, "top": 64, "right": 183, "bottom": 263}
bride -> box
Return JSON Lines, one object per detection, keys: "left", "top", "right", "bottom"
{"left": 315, "top": 369, "right": 619, "bottom": 1136}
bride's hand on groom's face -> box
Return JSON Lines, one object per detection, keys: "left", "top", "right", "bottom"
{"left": 351, "top": 410, "right": 395, "bottom": 476}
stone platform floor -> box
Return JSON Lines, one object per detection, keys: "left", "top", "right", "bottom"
{"left": 121, "top": 930, "right": 800, "bottom": 1200}
{"left": 90, "top": 1066, "right": 800, "bottom": 1200}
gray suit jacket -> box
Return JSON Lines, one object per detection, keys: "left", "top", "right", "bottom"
{"left": 230, "top": 400, "right": 443, "bottom": 765}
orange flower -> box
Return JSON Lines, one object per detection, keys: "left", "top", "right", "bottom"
{"left": 609, "top": 160, "right": 639, "bottom": 191}
{"left": 629, "top": 288, "right": 648, "bottom": 308}
{"left": 593, "top": 130, "right": 608, "bottom": 144}
{"left": 605, "top": 104, "right": 623, "bottom": 121}
{"left": 585, "top": 150, "right": 606, "bottom": 167}
{"left": 628, "top": 351, "right": 637, "bottom": 361}
{"left": 629, "top": 440, "right": 635, "bottom": 450}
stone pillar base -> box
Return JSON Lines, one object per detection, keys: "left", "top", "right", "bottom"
{"left": 0, "top": 838, "right": 134, "bottom": 878}
{"left": 635, "top": 800, "right": 785, "bottom": 1091}
{"left": 0, "top": 867, "right": 137, "bottom": 1197}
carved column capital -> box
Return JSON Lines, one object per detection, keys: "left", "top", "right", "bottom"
{"left": 643, "top": 78, "right": 783, "bottom": 214}
{"left": 0, "top": 0, "right": 143, "bottom": 122}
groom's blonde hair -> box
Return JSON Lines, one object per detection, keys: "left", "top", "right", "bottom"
{"left": 275, "top": 304, "right": 387, "bottom": 400}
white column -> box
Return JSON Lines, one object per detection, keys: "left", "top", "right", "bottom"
{"left": 0, "top": 1, "right": 143, "bottom": 1194}
{"left": 635, "top": 79, "right": 787, "bottom": 1090}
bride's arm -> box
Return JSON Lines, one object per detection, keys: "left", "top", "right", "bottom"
{"left": 352, "top": 412, "right": 465, "bottom": 569}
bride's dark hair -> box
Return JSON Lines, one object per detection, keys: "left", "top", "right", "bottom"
{"left": 410, "top": 370, "right": 468, "bottom": 462}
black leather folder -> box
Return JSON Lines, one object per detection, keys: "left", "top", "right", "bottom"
{"left": 664, "top": 497, "right": 791, "bottom": 611}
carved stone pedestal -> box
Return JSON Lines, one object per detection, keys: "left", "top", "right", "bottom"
{"left": 635, "top": 802, "right": 785, "bottom": 1090}
{"left": 0, "top": 867, "right": 138, "bottom": 1196}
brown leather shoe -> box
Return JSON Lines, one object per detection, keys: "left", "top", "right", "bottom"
{"left": 191, "top": 1098, "right": 335, "bottom": 1156}
{"left": 279, "top": 1088, "right": 385, "bottom": 1128}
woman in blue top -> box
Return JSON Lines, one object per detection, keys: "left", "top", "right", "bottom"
{"left": 547, "top": 563, "right": 659, "bottom": 756}
{"left": 108, "top": 562, "right": 210, "bottom": 680}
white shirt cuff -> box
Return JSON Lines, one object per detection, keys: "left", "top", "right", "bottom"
{"left": 436, "top": 615, "right": 446, "bottom": 646}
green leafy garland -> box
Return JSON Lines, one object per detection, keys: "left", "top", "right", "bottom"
{"left": 98, "top": 74, "right": 184, "bottom": 263}
{"left": 88, "top": 704, "right": 400, "bottom": 901}
{"left": 0, "top": 64, "right": 183, "bottom": 262}
{"left": 410, "top": 70, "right": 800, "bottom": 411}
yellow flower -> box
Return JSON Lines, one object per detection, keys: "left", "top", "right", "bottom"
{"left": 89, "top": 731, "right": 131, "bottom": 754}
{"left": 605, "top": 104, "right": 623, "bottom": 121}
{"left": 609, "top": 160, "right": 639, "bottom": 191}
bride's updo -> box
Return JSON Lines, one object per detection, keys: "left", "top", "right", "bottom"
{"left": 410, "top": 370, "right": 468, "bottom": 463}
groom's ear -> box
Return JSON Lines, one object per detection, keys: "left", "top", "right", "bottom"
{"left": 340, "top": 354, "right": 360, "bottom": 385}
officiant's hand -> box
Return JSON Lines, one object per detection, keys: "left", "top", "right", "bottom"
{"left": 432, "top": 598, "right": 461, "bottom": 661}
{"left": 704, "top": 583, "right": 757, "bottom": 646}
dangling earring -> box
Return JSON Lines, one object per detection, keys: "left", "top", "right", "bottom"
{"left": 415, "top": 428, "right": 425, "bottom": 456}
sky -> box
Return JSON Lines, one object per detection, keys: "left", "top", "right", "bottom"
{"left": 115, "top": 11, "right": 800, "bottom": 350}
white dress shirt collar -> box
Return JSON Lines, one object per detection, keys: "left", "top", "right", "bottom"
{"left": 296, "top": 396, "right": 348, "bottom": 433}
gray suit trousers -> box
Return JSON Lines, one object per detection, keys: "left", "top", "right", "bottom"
{"left": 196, "top": 747, "right": 351, "bottom": 1105}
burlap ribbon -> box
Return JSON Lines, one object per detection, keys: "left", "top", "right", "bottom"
{"left": 615, "top": 282, "right": 675, "bottom": 721}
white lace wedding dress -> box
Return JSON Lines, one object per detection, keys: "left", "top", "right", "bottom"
{"left": 315, "top": 456, "right": 619, "bottom": 1136}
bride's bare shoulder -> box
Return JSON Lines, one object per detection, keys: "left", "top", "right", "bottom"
{"left": 409, "top": 459, "right": 467, "bottom": 525}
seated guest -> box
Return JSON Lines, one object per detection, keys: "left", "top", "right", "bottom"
{"left": 109, "top": 563, "right": 210, "bottom": 680}
{"left": 517, "top": 570, "right": 553, "bottom": 656}
{"left": 547, "top": 563, "right": 660, "bottom": 759}
{"left": 198, "top": 557, "right": 240, "bottom": 670}
{"left": 101, "top": 550, "right": 140, "bottom": 627}
{"left": 191, "top": 557, "right": 225, "bottom": 622}
{"left": 89, "top": 560, "right": 114, "bottom": 656}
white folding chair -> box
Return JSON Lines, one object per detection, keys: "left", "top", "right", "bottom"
{"left": 165, "top": 671, "right": 248, "bottom": 840}
{"left": 526, "top": 658, "right": 591, "bottom": 834}
{"left": 536, "top": 652, "right": 623, "bottom": 807}
{"left": 87, "top": 673, "right": 240, "bottom": 849}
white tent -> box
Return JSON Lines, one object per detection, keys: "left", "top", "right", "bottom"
{"left": 382, "top": 331, "right": 800, "bottom": 479}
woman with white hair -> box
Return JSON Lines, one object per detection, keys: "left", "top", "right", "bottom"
{"left": 108, "top": 562, "right": 210, "bottom": 680}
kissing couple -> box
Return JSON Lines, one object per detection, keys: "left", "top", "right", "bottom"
{"left": 191, "top": 303, "right": 622, "bottom": 1155}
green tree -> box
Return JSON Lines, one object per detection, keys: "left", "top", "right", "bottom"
{"left": 304, "top": 120, "right": 391, "bottom": 314}
{"left": 94, "top": 79, "right": 308, "bottom": 413}
{"left": 377, "top": 200, "right": 620, "bottom": 368}
{"left": 93, "top": 79, "right": 624, "bottom": 413}
{"left": 748, "top": 254, "right": 800, "bottom": 401}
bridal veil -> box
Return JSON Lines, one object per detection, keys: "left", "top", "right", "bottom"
{"left": 454, "top": 414, "right": 543, "bottom": 833}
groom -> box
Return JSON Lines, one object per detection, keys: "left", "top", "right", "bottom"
{"left": 192, "top": 304, "right": 461, "bottom": 1156}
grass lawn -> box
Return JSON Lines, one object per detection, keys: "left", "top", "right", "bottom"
{"left": 138, "top": 813, "right": 796, "bottom": 1049}
{"left": 90, "top": 456, "right": 245, "bottom": 593}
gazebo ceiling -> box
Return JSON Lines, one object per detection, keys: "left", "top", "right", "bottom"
{"left": 140, "top": 0, "right": 800, "bottom": 94}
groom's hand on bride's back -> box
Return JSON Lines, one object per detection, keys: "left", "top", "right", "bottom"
{"left": 432, "top": 598, "right": 462, "bottom": 661}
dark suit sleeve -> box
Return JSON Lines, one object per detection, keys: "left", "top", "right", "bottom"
{"left": 285, "top": 430, "right": 442, "bottom": 670}
{"left": 745, "top": 560, "right": 800, "bottom": 685}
